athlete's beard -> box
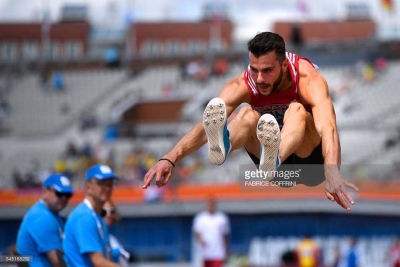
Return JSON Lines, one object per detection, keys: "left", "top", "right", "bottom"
{"left": 270, "top": 68, "right": 284, "bottom": 94}
{"left": 256, "top": 67, "right": 284, "bottom": 95}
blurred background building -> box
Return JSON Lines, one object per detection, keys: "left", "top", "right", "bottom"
{"left": 0, "top": 0, "right": 400, "bottom": 266}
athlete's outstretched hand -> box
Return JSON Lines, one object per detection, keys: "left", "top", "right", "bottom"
{"left": 143, "top": 160, "right": 174, "bottom": 189}
{"left": 324, "top": 167, "right": 359, "bottom": 211}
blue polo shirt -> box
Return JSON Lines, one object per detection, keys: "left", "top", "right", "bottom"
{"left": 63, "top": 201, "right": 110, "bottom": 267}
{"left": 16, "top": 200, "right": 64, "bottom": 267}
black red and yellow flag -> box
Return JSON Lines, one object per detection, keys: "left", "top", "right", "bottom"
{"left": 381, "top": 0, "right": 394, "bottom": 12}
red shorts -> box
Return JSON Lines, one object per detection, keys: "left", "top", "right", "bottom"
{"left": 204, "top": 260, "right": 224, "bottom": 267}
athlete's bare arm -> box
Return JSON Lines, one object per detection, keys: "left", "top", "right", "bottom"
{"left": 143, "top": 74, "right": 250, "bottom": 188}
{"left": 298, "top": 59, "right": 358, "bottom": 210}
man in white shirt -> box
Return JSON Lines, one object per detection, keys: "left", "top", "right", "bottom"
{"left": 193, "top": 197, "right": 230, "bottom": 267}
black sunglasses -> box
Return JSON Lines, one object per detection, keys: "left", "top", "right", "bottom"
{"left": 101, "top": 208, "right": 116, "bottom": 217}
{"left": 54, "top": 191, "right": 73, "bottom": 199}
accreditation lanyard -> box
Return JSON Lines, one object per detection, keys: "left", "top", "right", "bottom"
{"left": 83, "top": 199, "right": 111, "bottom": 259}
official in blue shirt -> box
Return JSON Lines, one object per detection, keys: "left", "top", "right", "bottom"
{"left": 16, "top": 174, "right": 74, "bottom": 267}
{"left": 63, "top": 164, "right": 120, "bottom": 267}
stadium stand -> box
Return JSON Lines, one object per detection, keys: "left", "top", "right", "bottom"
{"left": 0, "top": 59, "right": 399, "bottom": 189}
{"left": 3, "top": 69, "right": 126, "bottom": 136}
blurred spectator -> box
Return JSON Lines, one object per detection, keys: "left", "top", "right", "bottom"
{"left": 80, "top": 111, "right": 98, "bottom": 131}
{"left": 296, "top": 235, "right": 321, "bottom": 267}
{"left": 119, "top": 150, "right": 141, "bottom": 185}
{"left": 281, "top": 249, "right": 297, "bottom": 266}
{"left": 213, "top": 58, "right": 228, "bottom": 76}
{"left": 40, "top": 68, "right": 50, "bottom": 91}
{"left": 105, "top": 47, "right": 120, "bottom": 68}
{"left": 12, "top": 168, "right": 24, "bottom": 189}
{"left": 193, "top": 196, "right": 230, "bottom": 267}
{"left": 354, "top": 60, "right": 366, "bottom": 78}
{"left": 16, "top": 174, "right": 74, "bottom": 266}
{"left": 104, "top": 124, "right": 119, "bottom": 141}
{"left": 385, "top": 123, "right": 400, "bottom": 150}
{"left": 95, "top": 142, "right": 114, "bottom": 166}
{"left": 196, "top": 61, "right": 210, "bottom": 82}
{"left": 24, "top": 159, "right": 42, "bottom": 188}
{"left": 388, "top": 237, "right": 400, "bottom": 267}
{"left": 53, "top": 71, "right": 64, "bottom": 91}
{"left": 186, "top": 60, "right": 201, "bottom": 78}
{"left": 180, "top": 61, "right": 188, "bottom": 80}
{"left": 332, "top": 243, "right": 341, "bottom": 267}
{"left": 186, "top": 60, "right": 210, "bottom": 82}
{"left": 81, "top": 142, "right": 93, "bottom": 159}
{"left": 143, "top": 184, "right": 164, "bottom": 203}
{"left": 65, "top": 141, "right": 80, "bottom": 158}
{"left": 362, "top": 64, "right": 375, "bottom": 83}
{"left": 138, "top": 150, "right": 157, "bottom": 176}
{"left": 339, "top": 237, "right": 361, "bottom": 267}
{"left": 374, "top": 57, "right": 387, "bottom": 73}
{"left": 54, "top": 156, "right": 68, "bottom": 174}
{"left": 103, "top": 199, "right": 131, "bottom": 266}
{"left": 0, "top": 97, "right": 10, "bottom": 119}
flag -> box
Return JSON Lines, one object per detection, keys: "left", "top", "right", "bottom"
{"left": 296, "top": 0, "right": 309, "bottom": 14}
{"left": 41, "top": 9, "right": 51, "bottom": 34}
{"left": 381, "top": 0, "right": 394, "bottom": 12}
{"left": 123, "top": 10, "right": 134, "bottom": 29}
{"left": 212, "top": 9, "right": 223, "bottom": 25}
{"left": 205, "top": 2, "right": 225, "bottom": 24}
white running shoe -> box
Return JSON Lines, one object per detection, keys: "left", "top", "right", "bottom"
{"left": 203, "top": 97, "right": 232, "bottom": 165}
{"left": 257, "top": 114, "right": 281, "bottom": 179}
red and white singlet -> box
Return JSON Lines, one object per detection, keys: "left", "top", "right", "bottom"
{"left": 243, "top": 52, "right": 318, "bottom": 128}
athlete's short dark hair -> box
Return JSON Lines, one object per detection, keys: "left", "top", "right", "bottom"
{"left": 247, "top": 32, "right": 286, "bottom": 62}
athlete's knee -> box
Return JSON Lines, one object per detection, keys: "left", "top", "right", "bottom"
{"left": 283, "top": 102, "right": 308, "bottom": 124}
{"left": 236, "top": 106, "right": 260, "bottom": 126}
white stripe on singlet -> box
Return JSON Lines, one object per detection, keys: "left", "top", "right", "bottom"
{"left": 246, "top": 66, "right": 258, "bottom": 95}
{"left": 286, "top": 52, "right": 298, "bottom": 93}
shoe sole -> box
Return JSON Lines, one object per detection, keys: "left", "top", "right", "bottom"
{"left": 203, "top": 97, "right": 227, "bottom": 165}
{"left": 257, "top": 114, "right": 281, "bottom": 179}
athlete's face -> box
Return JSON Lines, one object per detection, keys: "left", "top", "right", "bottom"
{"left": 249, "top": 51, "right": 287, "bottom": 96}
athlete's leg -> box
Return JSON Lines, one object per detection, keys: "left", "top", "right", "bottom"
{"left": 228, "top": 105, "right": 261, "bottom": 153}
{"left": 279, "top": 103, "right": 321, "bottom": 162}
